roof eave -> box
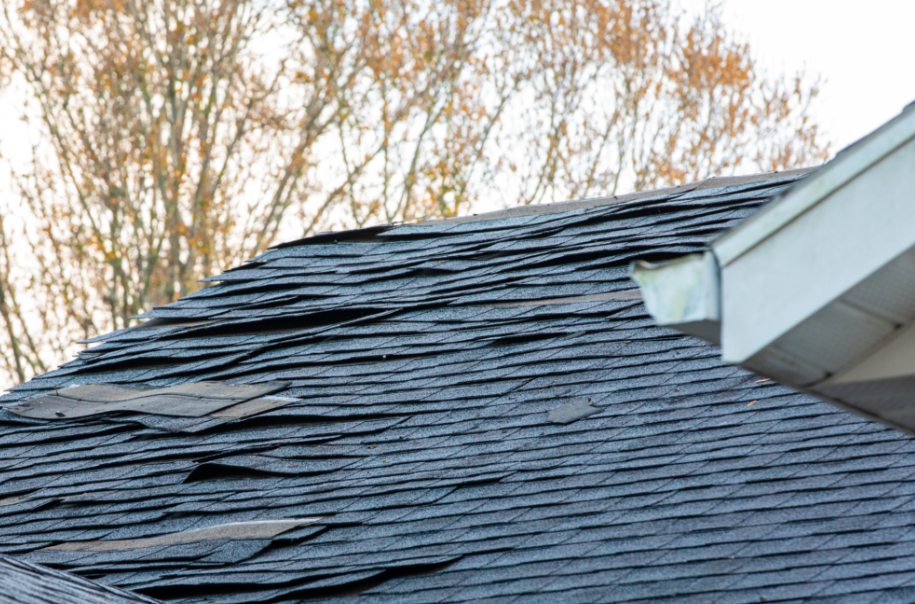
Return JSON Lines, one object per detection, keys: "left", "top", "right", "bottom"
{"left": 631, "top": 100, "right": 915, "bottom": 434}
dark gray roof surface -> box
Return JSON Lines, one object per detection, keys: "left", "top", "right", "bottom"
{"left": 4, "top": 171, "right": 915, "bottom": 603}
{"left": 0, "top": 555, "right": 161, "bottom": 603}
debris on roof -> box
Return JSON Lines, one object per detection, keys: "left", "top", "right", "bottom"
{"left": 4, "top": 170, "right": 915, "bottom": 603}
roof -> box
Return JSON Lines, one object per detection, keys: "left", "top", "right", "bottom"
{"left": 5, "top": 170, "right": 915, "bottom": 603}
{"left": 0, "top": 555, "right": 161, "bottom": 603}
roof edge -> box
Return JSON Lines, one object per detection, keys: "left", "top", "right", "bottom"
{"left": 714, "top": 103, "right": 915, "bottom": 267}
{"left": 418, "top": 168, "right": 816, "bottom": 227}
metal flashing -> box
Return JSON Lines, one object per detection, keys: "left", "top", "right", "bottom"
{"left": 630, "top": 251, "right": 721, "bottom": 343}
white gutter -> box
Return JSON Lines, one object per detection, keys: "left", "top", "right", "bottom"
{"left": 631, "top": 100, "right": 915, "bottom": 435}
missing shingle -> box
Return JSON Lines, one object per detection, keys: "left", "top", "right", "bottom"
{"left": 548, "top": 398, "right": 600, "bottom": 424}
{"left": 8, "top": 381, "right": 289, "bottom": 420}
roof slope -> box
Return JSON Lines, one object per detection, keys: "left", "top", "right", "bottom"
{"left": 4, "top": 172, "right": 915, "bottom": 603}
{"left": 0, "top": 555, "right": 161, "bottom": 603}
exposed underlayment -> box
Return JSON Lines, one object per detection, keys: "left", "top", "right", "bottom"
{"left": 0, "top": 555, "right": 162, "bottom": 603}
{"left": 4, "top": 171, "right": 915, "bottom": 603}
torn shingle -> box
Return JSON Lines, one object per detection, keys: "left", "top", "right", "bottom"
{"left": 8, "top": 381, "right": 288, "bottom": 419}
{"left": 0, "top": 555, "right": 163, "bottom": 603}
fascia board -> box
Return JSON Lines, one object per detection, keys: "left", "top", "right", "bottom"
{"left": 713, "top": 103, "right": 915, "bottom": 268}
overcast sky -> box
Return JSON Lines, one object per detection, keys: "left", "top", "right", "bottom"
{"left": 681, "top": 0, "right": 915, "bottom": 152}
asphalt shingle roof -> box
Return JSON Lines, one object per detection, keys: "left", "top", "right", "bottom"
{"left": 4, "top": 171, "right": 915, "bottom": 603}
{"left": 0, "top": 555, "right": 161, "bottom": 603}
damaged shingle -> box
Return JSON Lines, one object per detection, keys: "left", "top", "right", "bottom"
{"left": 5, "top": 171, "right": 911, "bottom": 604}
{"left": 8, "top": 382, "right": 289, "bottom": 419}
{"left": 0, "top": 555, "right": 163, "bottom": 603}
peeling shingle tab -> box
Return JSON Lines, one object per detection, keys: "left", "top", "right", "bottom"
{"left": 8, "top": 382, "right": 288, "bottom": 419}
{"left": 0, "top": 555, "right": 162, "bottom": 603}
{"left": 3, "top": 172, "right": 913, "bottom": 603}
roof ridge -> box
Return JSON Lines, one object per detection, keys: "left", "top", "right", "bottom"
{"left": 415, "top": 167, "right": 816, "bottom": 227}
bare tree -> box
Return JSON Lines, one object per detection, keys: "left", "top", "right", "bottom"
{"left": 0, "top": 0, "right": 828, "bottom": 385}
